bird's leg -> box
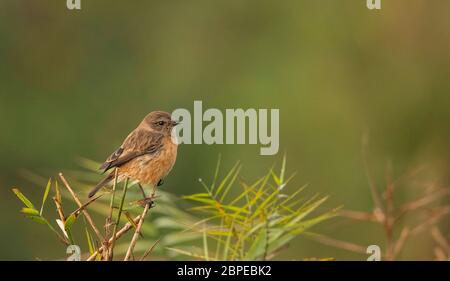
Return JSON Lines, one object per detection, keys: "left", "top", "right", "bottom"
{"left": 137, "top": 183, "right": 155, "bottom": 208}
{"left": 137, "top": 183, "right": 146, "bottom": 198}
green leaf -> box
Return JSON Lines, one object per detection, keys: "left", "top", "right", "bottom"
{"left": 64, "top": 213, "right": 78, "bottom": 232}
{"left": 25, "top": 215, "right": 47, "bottom": 225}
{"left": 215, "top": 162, "right": 240, "bottom": 199}
{"left": 183, "top": 196, "right": 250, "bottom": 214}
{"left": 287, "top": 196, "right": 329, "bottom": 227}
{"left": 280, "top": 154, "right": 287, "bottom": 185}
{"left": 40, "top": 178, "right": 52, "bottom": 216}
{"left": 210, "top": 154, "right": 222, "bottom": 194}
{"left": 181, "top": 193, "right": 211, "bottom": 199}
{"left": 203, "top": 231, "right": 209, "bottom": 261}
{"left": 12, "top": 188, "right": 35, "bottom": 209}
{"left": 270, "top": 169, "right": 280, "bottom": 186}
{"left": 124, "top": 211, "right": 143, "bottom": 238}
{"left": 85, "top": 228, "right": 95, "bottom": 256}
{"left": 21, "top": 207, "right": 40, "bottom": 216}
{"left": 243, "top": 225, "right": 268, "bottom": 260}
{"left": 219, "top": 164, "right": 241, "bottom": 202}
{"left": 250, "top": 187, "right": 280, "bottom": 220}
{"left": 222, "top": 220, "right": 235, "bottom": 260}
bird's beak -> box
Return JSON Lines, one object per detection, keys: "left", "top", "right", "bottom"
{"left": 171, "top": 120, "right": 180, "bottom": 126}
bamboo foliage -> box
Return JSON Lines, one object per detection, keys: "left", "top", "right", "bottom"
{"left": 170, "top": 156, "right": 338, "bottom": 260}
{"left": 12, "top": 156, "right": 337, "bottom": 261}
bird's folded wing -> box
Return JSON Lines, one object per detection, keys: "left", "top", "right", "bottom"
{"left": 99, "top": 129, "right": 164, "bottom": 173}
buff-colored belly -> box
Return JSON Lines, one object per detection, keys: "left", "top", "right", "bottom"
{"left": 119, "top": 142, "right": 177, "bottom": 186}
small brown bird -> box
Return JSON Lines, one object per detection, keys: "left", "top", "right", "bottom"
{"left": 88, "top": 111, "right": 179, "bottom": 199}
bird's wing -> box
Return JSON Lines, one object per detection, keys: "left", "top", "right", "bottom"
{"left": 99, "top": 129, "right": 164, "bottom": 173}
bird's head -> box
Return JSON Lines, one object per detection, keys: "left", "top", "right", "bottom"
{"left": 142, "top": 111, "right": 179, "bottom": 135}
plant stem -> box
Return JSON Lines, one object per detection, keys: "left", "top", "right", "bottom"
{"left": 86, "top": 213, "right": 141, "bottom": 261}
{"left": 104, "top": 168, "right": 119, "bottom": 260}
{"left": 109, "top": 177, "right": 129, "bottom": 260}
{"left": 124, "top": 201, "right": 151, "bottom": 261}
{"left": 59, "top": 173, "right": 104, "bottom": 241}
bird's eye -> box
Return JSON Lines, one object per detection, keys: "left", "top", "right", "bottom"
{"left": 157, "top": 121, "right": 165, "bottom": 126}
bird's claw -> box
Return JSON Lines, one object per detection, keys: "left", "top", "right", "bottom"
{"left": 137, "top": 197, "right": 156, "bottom": 208}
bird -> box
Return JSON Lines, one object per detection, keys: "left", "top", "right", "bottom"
{"left": 88, "top": 111, "right": 179, "bottom": 201}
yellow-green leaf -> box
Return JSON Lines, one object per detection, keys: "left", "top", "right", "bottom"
{"left": 64, "top": 213, "right": 78, "bottom": 232}
{"left": 26, "top": 215, "right": 47, "bottom": 225}
{"left": 21, "top": 207, "right": 40, "bottom": 216}
{"left": 12, "top": 188, "right": 35, "bottom": 209}
{"left": 40, "top": 178, "right": 52, "bottom": 215}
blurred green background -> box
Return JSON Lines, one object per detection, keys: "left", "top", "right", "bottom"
{"left": 0, "top": 0, "right": 449, "bottom": 260}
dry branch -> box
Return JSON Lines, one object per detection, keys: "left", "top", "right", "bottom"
{"left": 59, "top": 173, "right": 104, "bottom": 241}
{"left": 87, "top": 214, "right": 142, "bottom": 261}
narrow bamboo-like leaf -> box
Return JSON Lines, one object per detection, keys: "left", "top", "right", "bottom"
{"left": 124, "top": 211, "right": 143, "bottom": 238}
{"left": 214, "top": 218, "right": 224, "bottom": 260}
{"left": 203, "top": 230, "right": 209, "bottom": 261}
{"left": 181, "top": 193, "right": 211, "bottom": 199}
{"left": 12, "top": 188, "right": 35, "bottom": 209}
{"left": 287, "top": 196, "right": 329, "bottom": 227}
{"left": 184, "top": 197, "right": 250, "bottom": 214}
{"left": 64, "top": 213, "right": 78, "bottom": 232}
{"left": 244, "top": 225, "right": 267, "bottom": 260}
{"left": 40, "top": 178, "right": 52, "bottom": 215}
{"left": 210, "top": 154, "right": 222, "bottom": 194}
{"left": 280, "top": 154, "right": 287, "bottom": 185}
{"left": 219, "top": 164, "right": 241, "bottom": 202}
{"left": 21, "top": 207, "right": 40, "bottom": 216}
{"left": 270, "top": 169, "right": 280, "bottom": 186}
{"left": 278, "top": 184, "right": 307, "bottom": 207}
{"left": 265, "top": 212, "right": 338, "bottom": 256}
{"left": 85, "top": 228, "right": 95, "bottom": 256}
{"left": 25, "top": 215, "right": 47, "bottom": 224}
{"left": 215, "top": 162, "right": 240, "bottom": 198}
{"left": 233, "top": 179, "right": 261, "bottom": 206}
{"left": 222, "top": 220, "right": 234, "bottom": 260}
{"left": 249, "top": 187, "right": 280, "bottom": 220}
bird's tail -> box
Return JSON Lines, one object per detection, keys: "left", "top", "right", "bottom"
{"left": 89, "top": 173, "right": 114, "bottom": 198}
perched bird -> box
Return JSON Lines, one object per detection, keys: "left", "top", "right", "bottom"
{"left": 88, "top": 111, "right": 179, "bottom": 199}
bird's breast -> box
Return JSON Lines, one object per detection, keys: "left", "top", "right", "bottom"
{"left": 120, "top": 137, "right": 177, "bottom": 186}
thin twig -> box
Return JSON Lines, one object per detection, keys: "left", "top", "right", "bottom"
{"left": 53, "top": 197, "right": 66, "bottom": 223}
{"left": 393, "top": 227, "right": 410, "bottom": 259}
{"left": 361, "top": 134, "right": 384, "bottom": 213}
{"left": 108, "top": 177, "right": 129, "bottom": 260}
{"left": 140, "top": 238, "right": 161, "bottom": 261}
{"left": 305, "top": 233, "right": 368, "bottom": 255}
{"left": 104, "top": 168, "right": 119, "bottom": 261}
{"left": 124, "top": 202, "right": 151, "bottom": 261}
{"left": 430, "top": 226, "right": 449, "bottom": 252}
{"left": 86, "top": 214, "right": 142, "bottom": 261}
{"left": 58, "top": 173, "right": 104, "bottom": 241}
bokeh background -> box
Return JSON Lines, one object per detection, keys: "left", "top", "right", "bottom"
{"left": 0, "top": 0, "right": 449, "bottom": 260}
